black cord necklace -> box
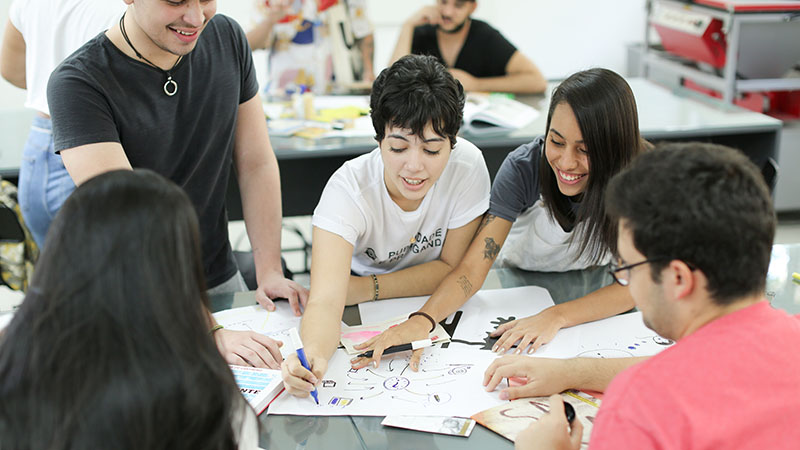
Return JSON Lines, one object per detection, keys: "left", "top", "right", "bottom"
{"left": 119, "top": 12, "right": 182, "bottom": 96}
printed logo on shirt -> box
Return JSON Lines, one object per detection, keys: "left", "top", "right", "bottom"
{"left": 364, "top": 247, "right": 377, "bottom": 260}
{"left": 379, "top": 228, "right": 444, "bottom": 265}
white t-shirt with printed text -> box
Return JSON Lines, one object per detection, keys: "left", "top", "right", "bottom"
{"left": 312, "top": 138, "right": 490, "bottom": 276}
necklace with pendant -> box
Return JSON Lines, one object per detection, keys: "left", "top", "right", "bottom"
{"left": 119, "top": 12, "right": 182, "bottom": 96}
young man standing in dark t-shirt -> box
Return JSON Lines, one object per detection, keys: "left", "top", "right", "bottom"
{"left": 47, "top": 0, "right": 308, "bottom": 370}
{"left": 390, "top": 0, "right": 546, "bottom": 94}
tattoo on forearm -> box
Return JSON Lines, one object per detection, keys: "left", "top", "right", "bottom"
{"left": 476, "top": 214, "right": 497, "bottom": 234}
{"left": 456, "top": 275, "right": 473, "bottom": 298}
{"left": 483, "top": 237, "right": 500, "bottom": 261}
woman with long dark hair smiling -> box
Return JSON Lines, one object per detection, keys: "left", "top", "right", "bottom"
{"left": 0, "top": 169, "right": 257, "bottom": 449}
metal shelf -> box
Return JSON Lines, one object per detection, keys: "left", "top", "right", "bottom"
{"left": 643, "top": 0, "right": 800, "bottom": 104}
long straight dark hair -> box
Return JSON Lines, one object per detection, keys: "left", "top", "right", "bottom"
{"left": 0, "top": 170, "right": 246, "bottom": 450}
{"left": 539, "top": 68, "right": 646, "bottom": 263}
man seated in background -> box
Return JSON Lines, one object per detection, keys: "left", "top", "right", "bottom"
{"left": 391, "top": 0, "right": 545, "bottom": 94}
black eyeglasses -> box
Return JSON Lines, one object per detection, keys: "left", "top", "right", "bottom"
{"left": 609, "top": 258, "right": 696, "bottom": 286}
{"left": 609, "top": 259, "right": 660, "bottom": 286}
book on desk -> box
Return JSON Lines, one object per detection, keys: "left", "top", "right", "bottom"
{"left": 462, "top": 93, "right": 540, "bottom": 134}
{"left": 230, "top": 365, "right": 284, "bottom": 415}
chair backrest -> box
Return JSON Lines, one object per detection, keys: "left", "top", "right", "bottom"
{"left": 761, "top": 157, "right": 779, "bottom": 193}
{"left": 0, "top": 205, "right": 24, "bottom": 242}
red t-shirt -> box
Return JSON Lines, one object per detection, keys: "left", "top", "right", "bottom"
{"left": 591, "top": 301, "right": 800, "bottom": 450}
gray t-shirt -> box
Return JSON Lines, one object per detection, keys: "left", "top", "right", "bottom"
{"left": 488, "top": 136, "right": 544, "bottom": 222}
{"left": 48, "top": 15, "right": 258, "bottom": 288}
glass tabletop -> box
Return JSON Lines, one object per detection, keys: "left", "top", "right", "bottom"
{"left": 209, "top": 243, "right": 800, "bottom": 449}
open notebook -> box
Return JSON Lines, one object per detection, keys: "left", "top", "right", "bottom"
{"left": 462, "top": 94, "right": 539, "bottom": 134}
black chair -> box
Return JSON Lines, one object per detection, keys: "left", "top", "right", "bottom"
{"left": 0, "top": 204, "right": 25, "bottom": 243}
{"left": 761, "top": 157, "right": 779, "bottom": 193}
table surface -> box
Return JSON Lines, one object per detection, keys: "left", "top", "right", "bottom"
{"left": 209, "top": 243, "right": 799, "bottom": 449}
{"left": 265, "top": 78, "right": 781, "bottom": 160}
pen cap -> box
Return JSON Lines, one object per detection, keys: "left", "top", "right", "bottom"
{"left": 289, "top": 327, "right": 302, "bottom": 350}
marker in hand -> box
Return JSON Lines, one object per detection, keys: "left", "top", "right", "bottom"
{"left": 564, "top": 401, "right": 576, "bottom": 425}
{"left": 289, "top": 327, "right": 319, "bottom": 405}
{"left": 356, "top": 338, "right": 433, "bottom": 359}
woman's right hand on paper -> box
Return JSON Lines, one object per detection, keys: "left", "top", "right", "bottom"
{"left": 281, "top": 353, "right": 327, "bottom": 398}
{"left": 490, "top": 307, "right": 567, "bottom": 354}
{"left": 349, "top": 316, "right": 431, "bottom": 371}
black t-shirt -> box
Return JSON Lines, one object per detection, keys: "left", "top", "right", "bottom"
{"left": 48, "top": 15, "right": 259, "bottom": 288}
{"left": 411, "top": 19, "right": 516, "bottom": 78}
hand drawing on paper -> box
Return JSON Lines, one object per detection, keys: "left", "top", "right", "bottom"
{"left": 268, "top": 347, "right": 504, "bottom": 417}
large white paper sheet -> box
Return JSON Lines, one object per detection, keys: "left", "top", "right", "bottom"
{"left": 268, "top": 347, "right": 504, "bottom": 417}
{"left": 358, "top": 286, "right": 556, "bottom": 351}
{"left": 212, "top": 304, "right": 302, "bottom": 358}
{"left": 530, "top": 311, "right": 673, "bottom": 359}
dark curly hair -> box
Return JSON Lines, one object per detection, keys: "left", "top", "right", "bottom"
{"left": 370, "top": 54, "right": 465, "bottom": 148}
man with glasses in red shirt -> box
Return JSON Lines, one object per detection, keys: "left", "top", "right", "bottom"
{"left": 492, "top": 142, "right": 800, "bottom": 449}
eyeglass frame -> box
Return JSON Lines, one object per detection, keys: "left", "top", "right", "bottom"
{"left": 608, "top": 258, "right": 696, "bottom": 286}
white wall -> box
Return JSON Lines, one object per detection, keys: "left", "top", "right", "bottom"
{"left": 0, "top": 0, "right": 647, "bottom": 110}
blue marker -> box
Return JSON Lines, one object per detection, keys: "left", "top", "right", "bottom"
{"left": 290, "top": 327, "right": 319, "bottom": 405}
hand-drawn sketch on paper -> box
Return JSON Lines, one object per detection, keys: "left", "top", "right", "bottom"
{"left": 268, "top": 347, "right": 503, "bottom": 417}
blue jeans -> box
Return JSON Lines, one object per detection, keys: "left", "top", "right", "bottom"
{"left": 18, "top": 115, "right": 76, "bottom": 247}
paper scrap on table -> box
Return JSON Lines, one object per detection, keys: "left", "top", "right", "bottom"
{"left": 340, "top": 315, "right": 450, "bottom": 355}
{"left": 381, "top": 416, "right": 476, "bottom": 437}
{"left": 213, "top": 303, "right": 312, "bottom": 358}
{"left": 268, "top": 347, "right": 503, "bottom": 417}
{"left": 472, "top": 391, "right": 601, "bottom": 448}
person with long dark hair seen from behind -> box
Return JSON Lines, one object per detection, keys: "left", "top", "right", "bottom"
{"left": 355, "top": 69, "right": 650, "bottom": 396}
{"left": 0, "top": 170, "right": 257, "bottom": 449}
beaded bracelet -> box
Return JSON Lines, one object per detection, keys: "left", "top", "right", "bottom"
{"left": 370, "top": 274, "right": 379, "bottom": 301}
{"left": 408, "top": 311, "right": 436, "bottom": 333}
